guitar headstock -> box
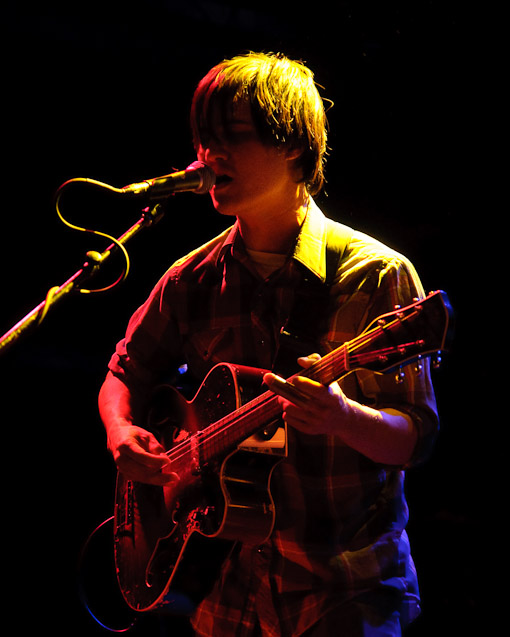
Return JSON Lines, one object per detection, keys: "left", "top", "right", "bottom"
{"left": 349, "top": 290, "right": 454, "bottom": 375}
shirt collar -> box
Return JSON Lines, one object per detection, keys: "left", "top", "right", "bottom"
{"left": 215, "top": 199, "right": 328, "bottom": 281}
{"left": 291, "top": 198, "right": 328, "bottom": 282}
{"left": 215, "top": 221, "right": 246, "bottom": 268}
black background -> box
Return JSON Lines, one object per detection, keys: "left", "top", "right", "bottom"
{"left": 3, "top": 2, "right": 488, "bottom": 635}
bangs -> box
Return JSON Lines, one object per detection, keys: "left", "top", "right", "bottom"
{"left": 190, "top": 67, "right": 248, "bottom": 149}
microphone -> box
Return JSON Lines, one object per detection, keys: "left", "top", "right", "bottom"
{"left": 121, "top": 161, "right": 215, "bottom": 199}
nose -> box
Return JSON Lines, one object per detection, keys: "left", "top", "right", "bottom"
{"left": 199, "top": 133, "right": 229, "bottom": 164}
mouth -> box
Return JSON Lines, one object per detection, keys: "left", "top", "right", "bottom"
{"left": 214, "top": 174, "right": 233, "bottom": 187}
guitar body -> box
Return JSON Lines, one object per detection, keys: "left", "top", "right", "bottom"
{"left": 114, "top": 363, "right": 285, "bottom": 613}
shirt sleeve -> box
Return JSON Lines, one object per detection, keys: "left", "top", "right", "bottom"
{"left": 108, "top": 269, "right": 184, "bottom": 397}
{"left": 353, "top": 255, "right": 440, "bottom": 468}
{"left": 330, "top": 234, "right": 440, "bottom": 469}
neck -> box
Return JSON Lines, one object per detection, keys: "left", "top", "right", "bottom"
{"left": 239, "top": 188, "right": 310, "bottom": 253}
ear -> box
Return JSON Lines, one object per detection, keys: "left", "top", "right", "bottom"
{"left": 284, "top": 146, "right": 303, "bottom": 161}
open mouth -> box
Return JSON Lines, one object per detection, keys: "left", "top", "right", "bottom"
{"left": 215, "top": 174, "right": 233, "bottom": 186}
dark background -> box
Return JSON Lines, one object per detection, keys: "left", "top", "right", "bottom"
{"left": 3, "top": 2, "right": 488, "bottom": 635}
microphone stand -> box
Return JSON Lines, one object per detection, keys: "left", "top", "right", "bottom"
{"left": 0, "top": 202, "right": 166, "bottom": 357}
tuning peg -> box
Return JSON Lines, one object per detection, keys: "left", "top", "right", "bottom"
{"left": 432, "top": 352, "right": 442, "bottom": 369}
{"left": 395, "top": 366, "right": 406, "bottom": 384}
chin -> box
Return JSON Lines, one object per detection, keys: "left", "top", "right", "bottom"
{"left": 210, "top": 195, "right": 238, "bottom": 217}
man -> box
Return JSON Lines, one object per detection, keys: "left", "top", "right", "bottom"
{"left": 99, "top": 52, "right": 439, "bottom": 636}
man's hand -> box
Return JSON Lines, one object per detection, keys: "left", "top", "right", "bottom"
{"left": 99, "top": 372, "right": 180, "bottom": 486}
{"left": 107, "top": 423, "right": 179, "bottom": 486}
{"left": 263, "top": 353, "right": 417, "bottom": 465}
{"left": 263, "top": 354, "right": 350, "bottom": 436}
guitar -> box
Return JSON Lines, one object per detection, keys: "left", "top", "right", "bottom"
{"left": 113, "top": 290, "right": 453, "bottom": 614}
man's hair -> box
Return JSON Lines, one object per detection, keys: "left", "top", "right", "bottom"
{"left": 190, "top": 51, "right": 330, "bottom": 196}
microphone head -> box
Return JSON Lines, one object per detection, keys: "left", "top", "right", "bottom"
{"left": 186, "top": 161, "right": 216, "bottom": 194}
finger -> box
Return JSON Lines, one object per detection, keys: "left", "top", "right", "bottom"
{"left": 281, "top": 394, "right": 325, "bottom": 421}
{"left": 264, "top": 373, "right": 311, "bottom": 408}
{"left": 291, "top": 375, "right": 325, "bottom": 394}
{"left": 116, "top": 453, "right": 178, "bottom": 486}
{"left": 297, "top": 353, "right": 321, "bottom": 369}
{"left": 134, "top": 429, "right": 168, "bottom": 456}
{"left": 280, "top": 403, "right": 316, "bottom": 434}
{"left": 119, "top": 440, "right": 173, "bottom": 474}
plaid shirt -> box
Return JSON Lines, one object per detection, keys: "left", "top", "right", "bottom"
{"left": 109, "top": 201, "right": 439, "bottom": 635}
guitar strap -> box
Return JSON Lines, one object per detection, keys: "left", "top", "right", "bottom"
{"left": 272, "top": 218, "right": 353, "bottom": 377}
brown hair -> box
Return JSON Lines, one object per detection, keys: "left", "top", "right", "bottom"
{"left": 190, "top": 52, "right": 330, "bottom": 196}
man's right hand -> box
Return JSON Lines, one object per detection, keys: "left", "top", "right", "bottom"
{"left": 107, "top": 423, "right": 180, "bottom": 486}
{"left": 99, "top": 372, "right": 180, "bottom": 485}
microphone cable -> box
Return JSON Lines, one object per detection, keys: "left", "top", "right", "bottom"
{"left": 54, "top": 177, "right": 131, "bottom": 296}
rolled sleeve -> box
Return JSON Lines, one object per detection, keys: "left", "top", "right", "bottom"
{"left": 107, "top": 271, "right": 184, "bottom": 394}
{"left": 332, "top": 236, "right": 440, "bottom": 470}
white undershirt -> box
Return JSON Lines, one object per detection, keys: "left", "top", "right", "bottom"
{"left": 246, "top": 249, "right": 287, "bottom": 279}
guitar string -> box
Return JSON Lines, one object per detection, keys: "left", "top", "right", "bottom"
{"left": 165, "top": 390, "right": 279, "bottom": 466}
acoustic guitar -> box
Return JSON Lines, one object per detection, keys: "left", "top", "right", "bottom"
{"left": 113, "top": 290, "right": 453, "bottom": 613}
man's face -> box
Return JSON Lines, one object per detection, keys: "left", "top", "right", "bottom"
{"left": 196, "top": 100, "right": 300, "bottom": 222}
